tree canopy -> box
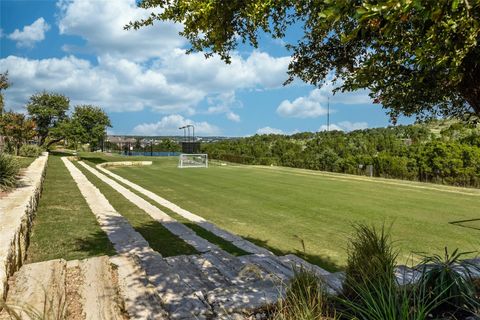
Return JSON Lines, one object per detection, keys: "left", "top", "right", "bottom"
{"left": 26, "top": 92, "right": 70, "bottom": 146}
{"left": 128, "top": 0, "right": 480, "bottom": 121}
{"left": 71, "top": 105, "right": 111, "bottom": 150}
{"left": 0, "top": 112, "right": 36, "bottom": 155}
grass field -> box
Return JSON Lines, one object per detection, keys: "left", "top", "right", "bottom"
{"left": 81, "top": 153, "right": 480, "bottom": 271}
{"left": 27, "top": 153, "right": 116, "bottom": 262}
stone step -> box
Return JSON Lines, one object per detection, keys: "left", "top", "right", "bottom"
{"left": 277, "top": 254, "right": 331, "bottom": 276}
{"left": 66, "top": 256, "right": 127, "bottom": 320}
{"left": 200, "top": 250, "right": 251, "bottom": 283}
{"left": 206, "top": 279, "right": 283, "bottom": 317}
{"left": 0, "top": 259, "right": 67, "bottom": 320}
{"left": 137, "top": 252, "right": 210, "bottom": 319}
{"left": 110, "top": 255, "right": 168, "bottom": 320}
{"left": 239, "top": 254, "right": 294, "bottom": 282}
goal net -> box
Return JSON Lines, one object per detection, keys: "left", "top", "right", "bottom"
{"left": 178, "top": 153, "right": 208, "bottom": 168}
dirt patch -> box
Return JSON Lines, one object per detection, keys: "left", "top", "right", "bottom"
{"left": 65, "top": 265, "right": 85, "bottom": 320}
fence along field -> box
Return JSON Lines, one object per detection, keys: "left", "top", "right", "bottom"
{"left": 81, "top": 153, "right": 480, "bottom": 271}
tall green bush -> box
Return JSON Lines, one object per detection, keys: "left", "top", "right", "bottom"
{"left": 0, "top": 153, "right": 19, "bottom": 191}
{"left": 19, "top": 144, "right": 42, "bottom": 157}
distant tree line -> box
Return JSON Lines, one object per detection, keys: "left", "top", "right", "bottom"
{"left": 202, "top": 122, "right": 480, "bottom": 188}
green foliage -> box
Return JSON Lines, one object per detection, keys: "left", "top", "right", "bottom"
{"left": 338, "top": 276, "right": 437, "bottom": 320}
{"left": 273, "top": 268, "right": 335, "bottom": 320}
{"left": 0, "top": 111, "right": 37, "bottom": 155}
{"left": 0, "top": 71, "right": 9, "bottom": 115}
{"left": 71, "top": 105, "right": 111, "bottom": 151}
{"left": 26, "top": 92, "right": 69, "bottom": 146}
{"left": 19, "top": 144, "right": 42, "bottom": 157}
{"left": 344, "top": 224, "right": 398, "bottom": 297}
{"left": 129, "top": 0, "right": 480, "bottom": 119}
{"left": 0, "top": 152, "right": 19, "bottom": 191}
{"left": 418, "top": 248, "right": 480, "bottom": 315}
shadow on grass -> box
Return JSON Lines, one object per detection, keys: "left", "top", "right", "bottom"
{"left": 242, "top": 236, "right": 341, "bottom": 272}
{"left": 134, "top": 220, "right": 198, "bottom": 257}
{"left": 79, "top": 156, "right": 108, "bottom": 164}
{"left": 449, "top": 218, "right": 480, "bottom": 231}
{"left": 184, "top": 222, "right": 248, "bottom": 256}
{"left": 73, "top": 230, "right": 117, "bottom": 258}
{"left": 50, "top": 151, "right": 74, "bottom": 157}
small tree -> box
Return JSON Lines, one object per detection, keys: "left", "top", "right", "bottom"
{"left": 0, "top": 72, "right": 10, "bottom": 151}
{"left": 71, "top": 105, "right": 111, "bottom": 151}
{"left": 0, "top": 112, "right": 36, "bottom": 155}
{"left": 0, "top": 72, "right": 9, "bottom": 116}
{"left": 26, "top": 92, "right": 69, "bottom": 146}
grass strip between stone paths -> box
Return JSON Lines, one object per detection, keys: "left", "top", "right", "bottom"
{"left": 81, "top": 159, "right": 249, "bottom": 257}
{"left": 27, "top": 153, "right": 116, "bottom": 263}
{"left": 73, "top": 160, "right": 198, "bottom": 257}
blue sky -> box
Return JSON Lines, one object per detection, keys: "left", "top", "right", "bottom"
{"left": 0, "top": 0, "right": 412, "bottom": 136}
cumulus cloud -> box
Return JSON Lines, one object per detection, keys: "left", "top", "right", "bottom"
{"left": 132, "top": 114, "right": 220, "bottom": 136}
{"left": 256, "top": 127, "right": 285, "bottom": 135}
{"left": 319, "top": 121, "right": 368, "bottom": 132}
{"left": 57, "top": 0, "right": 184, "bottom": 61}
{"left": 0, "top": 55, "right": 204, "bottom": 113}
{"left": 8, "top": 18, "right": 50, "bottom": 47}
{"left": 277, "top": 89, "right": 328, "bottom": 118}
{"left": 226, "top": 112, "right": 241, "bottom": 122}
{"left": 277, "top": 80, "right": 372, "bottom": 119}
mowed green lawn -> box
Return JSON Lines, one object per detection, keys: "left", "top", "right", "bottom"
{"left": 82, "top": 153, "right": 480, "bottom": 271}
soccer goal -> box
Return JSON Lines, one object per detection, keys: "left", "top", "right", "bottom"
{"left": 178, "top": 153, "right": 208, "bottom": 168}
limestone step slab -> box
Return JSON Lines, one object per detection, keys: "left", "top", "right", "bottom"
{"left": 0, "top": 259, "right": 67, "bottom": 320}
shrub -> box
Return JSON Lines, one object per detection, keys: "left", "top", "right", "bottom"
{"left": 272, "top": 268, "right": 335, "bottom": 320}
{"left": 418, "top": 247, "right": 480, "bottom": 316}
{"left": 338, "top": 276, "right": 438, "bottom": 320}
{"left": 344, "top": 223, "right": 398, "bottom": 296}
{"left": 19, "top": 144, "right": 42, "bottom": 157}
{"left": 0, "top": 153, "right": 19, "bottom": 191}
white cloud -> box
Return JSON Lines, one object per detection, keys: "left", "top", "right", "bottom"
{"left": 0, "top": 55, "right": 204, "bottom": 113}
{"left": 132, "top": 114, "right": 220, "bottom": 136}
{"left": 256, "top": 127, "right": 285, "bottom": 135}
{"left": 319, "top": 121, "right": 368, "bottom": 132}
{"left": 277, "top": 89, "right": 328, "bottom": 118}
{"left": 277, "top": 81, "right": 372, "bottom": 119}
{"left": 57, "top": 0, "right": 184, "bottom": 61}
{"left": 226, "top": 112, "right": 241, "bottom": 122}
{"left": 8, "top": 18, "right": 50, "bottom": 47}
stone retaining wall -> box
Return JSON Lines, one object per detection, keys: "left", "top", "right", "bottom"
{"left": 0, "top": 152, "right": 49, "bottom": 302}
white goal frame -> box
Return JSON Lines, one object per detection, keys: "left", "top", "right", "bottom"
{"left": 178, "top": 153, "right": 208, "bottom": 168}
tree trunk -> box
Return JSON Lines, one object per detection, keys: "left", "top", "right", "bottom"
{"left": 46, "top": 136, "right": 64, "bottom": 151}
{"left": 459, "top": 51, "right": 480, "bottom": 116}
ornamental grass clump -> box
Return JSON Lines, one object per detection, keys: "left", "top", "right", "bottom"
{"left": 0, "top": 152, "right": 19, "bottom": 191}
{"left": 344, "top": 223, "right": 398, "bottom": 297}
{"left": 272, "top": 268, "right": 336, "bottom": 320}
{"left": 339, "top": 224, "right": 442, "bottom": 320}
{"left": 418, "top": 247, "right": 480, "bottom": 318}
